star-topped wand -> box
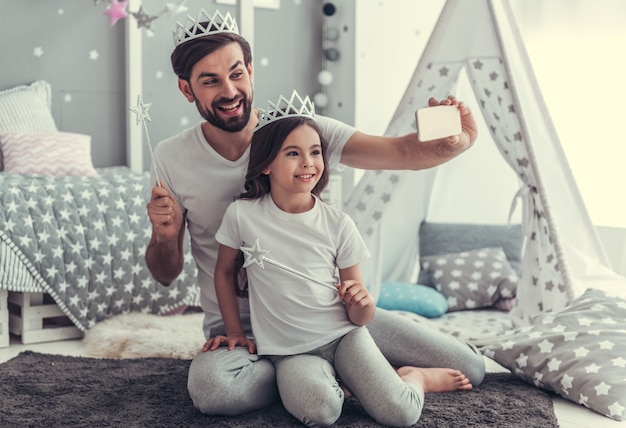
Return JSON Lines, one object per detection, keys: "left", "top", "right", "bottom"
{"left": 240, "top": 238, "right": 338, "bottom": 292}
{"left": 129, "top": 94, "right": 161, "bottom": 187}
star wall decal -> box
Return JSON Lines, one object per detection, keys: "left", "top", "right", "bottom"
{"left": 103, "top": 0, "right": 128, "bottom": 27}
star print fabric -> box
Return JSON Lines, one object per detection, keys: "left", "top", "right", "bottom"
{"left": 482, "top": 288, "right": 626, "bottom": 421}
{"left": 0, "top": 167, "right": 199, "bottom": 331}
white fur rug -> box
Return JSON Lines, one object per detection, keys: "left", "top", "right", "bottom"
{"left": 83, "top": 312, "right": 205, "bottom": 360}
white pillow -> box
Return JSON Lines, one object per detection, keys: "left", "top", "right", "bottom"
{"left": 0, "top": 131, "right": 98, "bottom": 177}
{"left": 0, "top": 80, "right": 57, "bottom": 133}
{"left": 0, "top": 80, "right": 58, "bottom": 171}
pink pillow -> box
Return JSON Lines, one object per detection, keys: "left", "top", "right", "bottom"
{"left": 0, "top": 131, "right": 98, "bottom": 177}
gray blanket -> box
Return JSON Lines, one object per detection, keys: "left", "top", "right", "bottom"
{"left": 0, "top": 167, "right": 199, "bottom": 331}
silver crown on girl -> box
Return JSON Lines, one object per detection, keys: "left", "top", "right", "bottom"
{"left": 255, "top": 90, "right": 316, "bottom": 132}
{"left": 172, "top": 9, "right": 239, "bottom": 47}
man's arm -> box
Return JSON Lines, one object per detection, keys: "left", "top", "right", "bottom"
{"left": 340, "top": 96, "right": 478, "bottom": 171}
{"left": 145, "top": 183, "right": 186, "bottom": 286}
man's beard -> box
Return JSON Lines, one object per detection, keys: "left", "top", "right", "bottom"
{"left": 197, "top": 96, "right": 253, "bottom": 133}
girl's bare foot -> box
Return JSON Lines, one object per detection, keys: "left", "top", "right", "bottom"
{"left": 396, "top": 366, "right": 473, "bottom": 393}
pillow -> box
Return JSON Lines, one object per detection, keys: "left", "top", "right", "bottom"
{"left": 376, "top": 282, "right": 448, "bottom": 318}
{"left": 0, "top": 80, "right": 57, "bottom": 133}
{"left": 420, "top": 247, "right": 518, "bottom": 311}
{"left": 0, "top": 80, "right": 58, "bottom": 171}
{"left": 0, "top": 131, "right": 98, "bottom": 177}
{"left": 482, "top": 288, "right": 626, "bottom": 421}
{"left": 418, "top": 222, "right": 523, "bottom": 285}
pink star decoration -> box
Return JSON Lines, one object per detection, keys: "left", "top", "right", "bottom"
{"left": 103, "top": 0, "right": 129, "bottom": 27}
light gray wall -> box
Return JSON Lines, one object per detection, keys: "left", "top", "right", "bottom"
{"left": 0, "top": 1, "right": 327, "bottom": 169}
{"left": 0, "top": 1, "right": 126, "bottom": 168}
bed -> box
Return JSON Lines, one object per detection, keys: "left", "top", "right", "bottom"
{"left": 0, "top": 80, "right": 199, "bottom": 336}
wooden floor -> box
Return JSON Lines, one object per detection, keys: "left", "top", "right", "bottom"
{"left": 1, "top": 336, "right": 624, "bottom": 428}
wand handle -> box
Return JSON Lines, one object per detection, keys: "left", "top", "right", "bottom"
{"left": 142, "top": 118, "right": 161, "bottom": 187}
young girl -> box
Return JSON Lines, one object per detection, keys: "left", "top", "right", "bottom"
{"left": 205, "top": 91, "right": 471, "bottom": 427}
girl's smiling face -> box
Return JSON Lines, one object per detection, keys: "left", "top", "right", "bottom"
{"left": 263, "top": 124, "right": 325, "bottom": 203}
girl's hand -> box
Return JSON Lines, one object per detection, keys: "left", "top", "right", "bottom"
{"left": 203, "top": 333, "right": 257, "bottom": 354}
{"left": 336, "top": 280, "right": 375, "bottom": 309}
{"left": 337, "top": 280, "right": 376, "bottom": 326}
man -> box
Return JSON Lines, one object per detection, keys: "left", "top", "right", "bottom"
{"left": 146, "top": 9, "right": 484, "bottom": 416}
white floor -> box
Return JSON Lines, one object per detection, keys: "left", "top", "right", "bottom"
{"left": 1, "top": 336, "right": 624, "bottom": 428}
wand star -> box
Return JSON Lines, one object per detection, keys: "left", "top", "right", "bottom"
{"left": 240, "top": 238, "right": 271, "bottom": 268}
{"left": 239, "top": 237, "right": 338, "bottom": 292}
{"left": 129, "top": 95, "right": 152, "bottom": 125}
{"left": 129, "top": 94, "right": 161, "bottom": 187}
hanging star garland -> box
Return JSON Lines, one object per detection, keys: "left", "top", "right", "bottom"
{"left": 159, "top": 0, "right": 188, "bottom": 18}
{"left": 240, "top": 238, "right": 338, "bottom": 292}
{"left": 131, "top": 6, "right": 159, "bottom": 30}
{"left": 129, "top": 95, "right": 161, "bottom": 187}
{"left": 103, "top": 0, "right": 128, "bottom": 27}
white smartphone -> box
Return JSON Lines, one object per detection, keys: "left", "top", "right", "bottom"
{"left": 415, "top": 105, "right": 462, "bottom": 141}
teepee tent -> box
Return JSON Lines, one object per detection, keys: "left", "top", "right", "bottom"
{"left": 344, "top": 0, "right": 626, "bottom": 324}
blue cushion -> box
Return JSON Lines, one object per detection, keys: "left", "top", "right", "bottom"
{"left": 376, "top": 282, "right": 448, "bottom": 318}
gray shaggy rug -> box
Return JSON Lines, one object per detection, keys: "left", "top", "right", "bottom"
{"left": 0, "top": 351, "right": 558, "bottom": 427}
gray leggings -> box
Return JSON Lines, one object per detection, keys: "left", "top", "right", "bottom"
{"left": 267, "top": 327, "right": 422, "bottom": 427}
{"left": 188, "top": 308, "right": 485, "bottom": 419}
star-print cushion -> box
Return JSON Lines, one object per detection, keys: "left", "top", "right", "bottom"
{"left": 0, "top": 131, "right": 98, "bottom": 177}
{"left": 482, "top": 288, "right": 626, "bottom": 421}
{"left": 418, "top": 222, "right": 523, "bottom": 285}
{"left": 0, "top": 80, "right": 58, "bottom": 171}
{"left": 376, "top": 281, "right": 448, "bottom": 318}
{"left": 420, "top": 247, "right": 518, "bottom": 311}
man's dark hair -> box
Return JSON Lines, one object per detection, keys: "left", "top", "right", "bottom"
{"left": 171, "top": 31, "right": 252, "bottom": 81}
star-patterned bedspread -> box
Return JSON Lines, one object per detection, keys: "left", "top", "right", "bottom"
{"left": 0, "top": 167, "right": 199, "bottom": 331}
